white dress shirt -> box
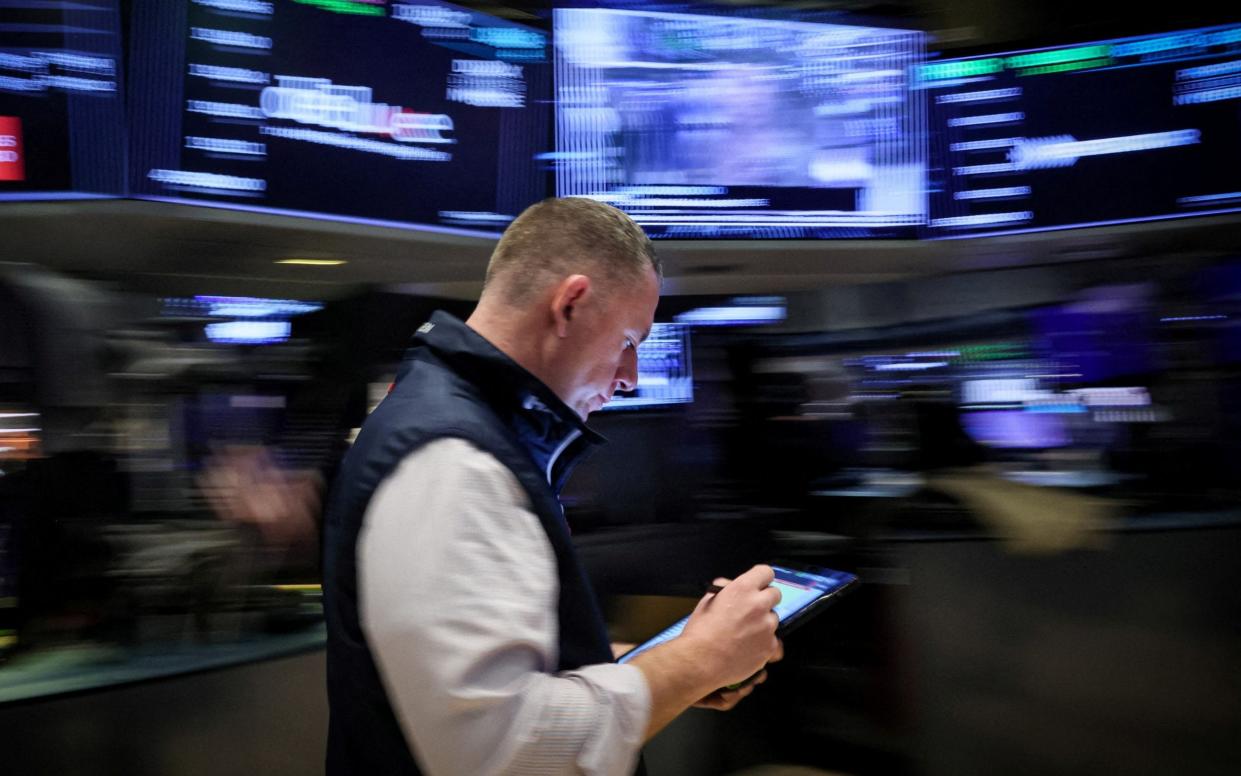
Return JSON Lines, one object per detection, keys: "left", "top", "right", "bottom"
{"left": 358, "top": 437, "right": 650, "bottom": 776}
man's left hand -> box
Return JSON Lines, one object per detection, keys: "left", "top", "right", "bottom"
{"left": 692, "top": 668, "right": 768, "bottom": 711}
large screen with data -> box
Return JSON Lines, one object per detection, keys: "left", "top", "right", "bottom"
{"left": 554, "top": 8, "right": 926, "bottom": 239}
{"left": 923, "top": 23, "right": 1241, "bottom": 237}
{"left": 128, "top": 0, "right": 550, "bottom": 233}
{"left": 0, "top": 0, "right": 125, "bottom": 200}
{"left": 601, "top": 322, "right": 693, "bottom": 411}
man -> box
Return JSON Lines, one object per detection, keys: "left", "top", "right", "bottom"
{"left": 323, "top": 197, "right": 782, "bottom": 775}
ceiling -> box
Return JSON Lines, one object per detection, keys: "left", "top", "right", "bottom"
{"left": 3, "top": 198, "right": 1241, "bottom": 302}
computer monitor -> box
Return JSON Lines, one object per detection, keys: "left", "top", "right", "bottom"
{"left": 601, "top": 322, "right": 693, "bottom": 411}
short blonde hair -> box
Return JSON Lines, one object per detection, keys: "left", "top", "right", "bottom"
{"left": 483, "top": 198, "right": 661, "bottom": 304}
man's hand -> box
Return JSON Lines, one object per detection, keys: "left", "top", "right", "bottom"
{"left": 693, "top": 669, "right": 765, "bottom": 711}
{"left": 678, "top": 565, "right": 783, "bottom": 688}
{"left": 689, "top": 574, "right": 785, "bottom": 711}
{"left": 629, "top": 564, "right": 783, "bottom": 739}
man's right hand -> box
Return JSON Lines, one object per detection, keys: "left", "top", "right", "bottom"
{"left": 679, "top": 564, "right": 783, "bottom": 688}
{"left": 628, "top": 564, "right": 783, "bottom": 740}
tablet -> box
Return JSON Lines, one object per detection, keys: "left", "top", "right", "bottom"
{"left": 616, "top": 565, "right": 859, "bottom": 665}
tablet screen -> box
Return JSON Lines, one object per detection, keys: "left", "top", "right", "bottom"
{"left": 617, "top": 566, "right": 856, "bottom": 664}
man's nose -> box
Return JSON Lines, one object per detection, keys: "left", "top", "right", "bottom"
{"left": 614, "top": 351, "right": 638, "bottom": 393}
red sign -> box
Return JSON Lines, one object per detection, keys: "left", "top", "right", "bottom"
{"left": 0, "top": 117, "right": 25, "bottom": 181}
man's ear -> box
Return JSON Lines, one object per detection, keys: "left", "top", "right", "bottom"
{"left": 550, "top": 274, "right": 592, "bottom": 338}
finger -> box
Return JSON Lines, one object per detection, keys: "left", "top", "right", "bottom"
{"left": 765, "top": 611, "right": 779, "bottom": 632}
{"left": 725, "top": 669, "right": 766, "bottom": 693}
{"left": 708, "top": 696, "right": 744, "bottom": 711}
{"left": 706, "top": 685, "right": 750, "bottom": 706}
{"left": 704, "top": 695, "right": 739, "bottom": 711}
{"left": 712, "top": 577, "right": 731, "bottom": 588}
{"left": 738, "top": 564, "right": 775, "bottom": 589}
{"left": 760, "top": 586, "right": 783, "bottom": 609}
{"left": 694, "top": 691, "right": 732, "bottom": 710}
{"left": 769, "top": 639, "right": 784, "bottom": 664}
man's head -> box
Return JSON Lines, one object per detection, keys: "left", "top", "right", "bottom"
{"left": 468, "top": 198, "right": 662, "bottom": 419}
{"left": 482, "top": 197, "right": 661, "bottom": 305}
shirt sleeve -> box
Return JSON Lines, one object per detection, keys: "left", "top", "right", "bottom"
{"left": 358, "top": 437, "right": 650, "bottom": 776}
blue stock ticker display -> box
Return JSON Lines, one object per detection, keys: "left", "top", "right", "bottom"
{"left": 128, "top": 0, "right": 550, "bottom": 234}
{"left": 923, "top": 23, "right": 1241, "bottom": 238}
{"left": 0, "top": 0, "right": 126, "bottom": 199}
{"left": 554, "top": 8, "right": 927, "bottom": 240}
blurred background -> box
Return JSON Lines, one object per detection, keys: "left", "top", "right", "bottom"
{"left": 2, "top": 1, "right": 1241, "bottom": 774}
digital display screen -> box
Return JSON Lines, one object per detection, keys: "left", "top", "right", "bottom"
{"left": 600, "top": 322, "right": 693, "bottom": 411}
{"left": 960, "top": 409, "right": 1071, "bottom": 449}
{"left": 554, "top": 8, "right": 926, "bottom": 239}
{"left": 1022, "top": 284, "right": 1156, "bottom": 388}
{"left": 0, "top": 0, "right": 125, "bottom": 199}
{"left": 673, "top": 296, "right": 787, "bottom": 327}
{"left": 128, "top": 0, "right": 550, "bottom": 233}
{"left": 161, "top": 294, "right": 322, "bottom": 344}
{"left": 923, "top": 23, "right": 1241, "bottom": 237}
{"left": 618, "top": 566, "right": 856, "bottom": 664}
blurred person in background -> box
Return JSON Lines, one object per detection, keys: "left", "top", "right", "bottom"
{"left": 322, "top": 197, "right": 784, "bottom": 776}
{"left": 197, "top": 443, "right": 320, "bottom": 550}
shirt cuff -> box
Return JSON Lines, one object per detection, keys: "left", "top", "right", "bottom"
{"left": 562, "top": 662, "right": 651, "bottom": 776}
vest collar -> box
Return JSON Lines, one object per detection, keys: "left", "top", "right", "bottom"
{"left": 405, "top": 311, "right": 605, "bottom": 490}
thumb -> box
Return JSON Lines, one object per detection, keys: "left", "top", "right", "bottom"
{"left": 691, "top": 590, "right": 717, "bottom": 617}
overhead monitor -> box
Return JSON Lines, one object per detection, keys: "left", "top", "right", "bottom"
{"left": 128, "top": 0, "right": 551, "bottom": 234}
{"left": 554, "top": 8, "right": 927, "bottom": 239}
{"left": 922, "top": 23, "right": 1241, "bottom": 237}
{"left": 0, "top": 0, "right": 125, "bottom": 200}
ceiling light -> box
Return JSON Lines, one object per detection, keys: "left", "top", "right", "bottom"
{"left": 276, "top": 258, "right": 347, "bottom": 266}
